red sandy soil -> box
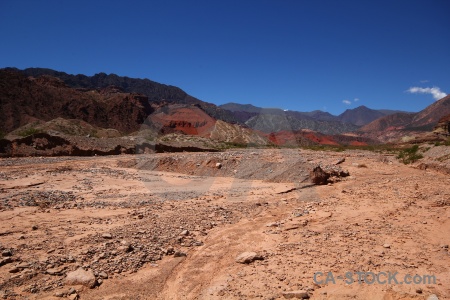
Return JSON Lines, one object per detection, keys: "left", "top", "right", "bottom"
{"left": 0, "top": 149, "right": 449, "bottom": 300}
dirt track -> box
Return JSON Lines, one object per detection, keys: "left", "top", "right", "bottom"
{"left": 0, "top": 149, "right": 449, "bottom": 299}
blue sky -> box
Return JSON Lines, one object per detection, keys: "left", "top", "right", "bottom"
{"left": 1, "top": 0, "right": 449, "bottom": 115}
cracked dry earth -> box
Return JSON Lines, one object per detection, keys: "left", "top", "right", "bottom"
{"left": 0, "top": 149, "right": 449, "bottom": 300}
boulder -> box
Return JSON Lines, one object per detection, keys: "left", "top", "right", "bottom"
{"left": 64, "top": 268, "right": 96, "bottom": 288}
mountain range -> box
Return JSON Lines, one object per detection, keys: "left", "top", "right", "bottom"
{"left": 1, "top": 67, "right": 449, "bottom": 150}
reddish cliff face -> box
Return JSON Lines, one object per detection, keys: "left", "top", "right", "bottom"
{"left": 0, "top": 70, "right": 153, "bottom": 134}
{"left": 147, "top": 104, "right": 217, "bottom": 137}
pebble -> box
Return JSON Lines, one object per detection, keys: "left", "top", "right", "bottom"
{"left": 174, "top": 251, "right": 187, "bottom": 257}
{"left": 1, "top": 249, "right": 13, "bottom": 257}
{"left": 282, "top": 290, "right": 310, "bottom": 299}
{"left": 102, "top": 233, "right": 113, "bottom": 239}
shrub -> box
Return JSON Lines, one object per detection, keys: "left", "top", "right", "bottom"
{"left": 396, "top": 145, "right": 423, "bottom": 164}
{"left": 18, "top": 127, "right": 42, "bottom": 137}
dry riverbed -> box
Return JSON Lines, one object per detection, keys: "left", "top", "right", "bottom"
{"left": 0, "top": 149, "right": 449, "bottom": 300}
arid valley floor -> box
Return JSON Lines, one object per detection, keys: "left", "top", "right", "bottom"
{"left": 0, "top": 149, "right": 449, "bottom": 300}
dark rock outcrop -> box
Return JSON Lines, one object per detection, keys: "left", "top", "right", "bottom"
{"left": 0, "top": 133, "right": 219, "bottom": 157}
{"left": 433, "top": 114, "right": 450, "bottom": 136}
{"left": 0, "top": 69, "right": 154, "bottom": 134}
{"left": 310, "top": 166, "right": 349, "bottom": 185}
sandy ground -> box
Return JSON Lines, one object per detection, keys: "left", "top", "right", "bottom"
{"left": 0, "top": 149, "right": 449, "bottom": 300}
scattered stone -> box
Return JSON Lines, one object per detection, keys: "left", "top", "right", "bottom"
{"left": 174, "top": 251, "right": 187, "bottom": 257}
{"left": 335, "top": 158, "right": 345, "bottom": 165}
{"left": 282, "top": 290, "right": 310, "bottom": 299}
{"left": 32, "top": 225, "right": 38, "bottom": 230}
{"left": 180, "top": 229, "right": 189, "bottom": 236}
{"left": 98, "top": 271, "right": 108, "bottom": 279}
{"left": 165, "top": 246, "right": 175, "bottom": 255}
{"left": 416, "top": 288, "right": 422, "bottom": 294}
{"left": 67, "top": 293, "right": 79, "bottom": 300}
{"left": 102, "top": 233, "right": 113, "bottom": 239}
{"left": 14, "top": 262, "right": 30, "bottom": 271}
{"left": 235, "top": 252, "right": 263, "bottom": 264}
{"left": 1, "top": 249, "right": 12, "bottom": 257}
{"left": 0, "top": 257, "right": 13, "bottom": 267}
{"left": 47, "top": 267, "right": 65, "bottom": 275}
{"left": 65, "top": 268, "right": 97, "bottom": 288}
{"left": 427, "top": 295, "right": 439, "bottom": 300}
{"left": 266, "top": 222, "right": 279, "bottom": 227}
{"left": 215, "top": 163, "right": 222, "bottom": 169}
{"left": 383, "top": 244, "right": 391, "bottom": 249}
{"left": 54, "top": 291, "right": 65, "bottom": 297}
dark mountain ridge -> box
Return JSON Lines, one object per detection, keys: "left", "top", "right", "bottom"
{"left": 5, "top": 67, "right": 240, "bottom": 125}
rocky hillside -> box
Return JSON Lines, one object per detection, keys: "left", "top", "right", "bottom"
{"left": 245, "top": 113, "right": 359, "bottom": 135}
{"left": 220, "top": 103, "right": 410, "bottom": 127}
{"left": 337, "top": 105, "right": 386, "bottom": 126}
{"left": 7, "top": 67, "right": 239, "bottom": 125}
{"left": 408, "top": 94, "right": 450, "bottom": 129}
{"left": 0, "top": 69, "right": 153, "bottom": 134}
{"left": 359, "top": 95, "right": 450, "bottom": 142}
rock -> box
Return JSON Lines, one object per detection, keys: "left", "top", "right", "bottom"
{"left": 65, "top": 268, "right": 97, "bottom": 288}
{"left": 427, "top": 295, "right": 439, "bottom": 300}
{"left": 282, "top": 290, "right": 310, "bottom": 299}
{"left": 235, "top": 252, "right": 263, "bottom": 264}
{"left": 0, "top": 257, "right": 13, "bottom": 267}
{"left": 310, "top": 166, "right": 330, "bottom": 185}
{"left": 32, "top": 225, "right": 38, "bottom": 230}
{"left": 433, "top": 114, "right": 450, "bottom": 136}
{"left": 102, "top": 233, "right": 113, "bottom": 239}
{"left": 98, "top": 271, "right": 108, "bottom": 279}
{"left": 1, "top": 249, "right": 12, "bottom": 257}
{"left": 174, "top": 251, "right": 187, "bottom": 257}
{"left": 67, "top": 293, "right": 79, "bottom": 300}
{"left": 335, "top": 158, "right": 345, "bottom": 165}
{"left": 383, "top": 243, "right": 391, "bottom": 248}
{"left": 215, "top": 162, "right": 222, "bottom": 169}
{"left": 12, "top": 262, "right": 30, "bottom": 272}
{"left": 47, "top": 267, "right": 65, "bottom": 275}
{"left": 118, "top": 244, "right": 133, "bottom": 253}
{"left": 266, "top": 222, "right": 279, "bottom": 227}
{"left": 9, "top": 266, "right": 21, "bottom": 273}
{"left": 54, "top": 291, "right": 65, "bottom": 297}
{"left": 180, "top": 229, "right": 189, "bottom": 236}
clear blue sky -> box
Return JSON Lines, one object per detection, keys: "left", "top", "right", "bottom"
{"left": 1, "top": 0, "right": 449, "bottom": 115}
